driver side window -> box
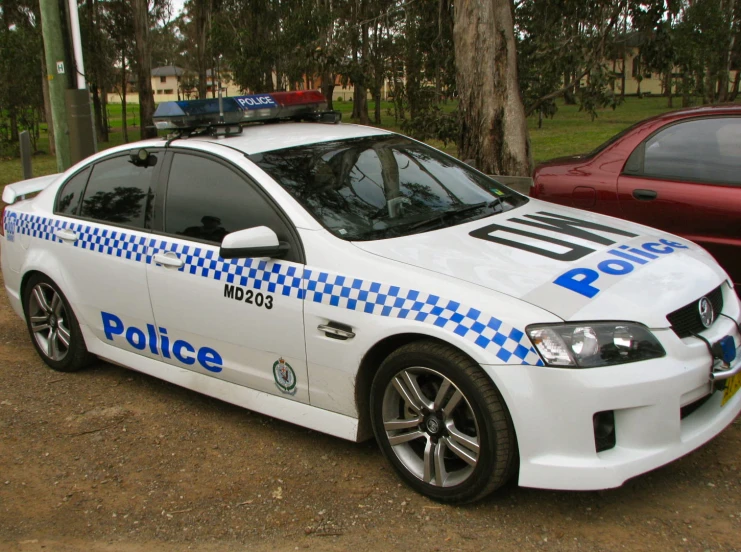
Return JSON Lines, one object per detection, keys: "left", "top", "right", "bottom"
{"left": 163, "top": 153, "right": 299, "bottom": 261}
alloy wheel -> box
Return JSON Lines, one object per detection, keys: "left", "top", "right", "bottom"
{"left": 381, "top": 366, "right": 480, "bottom": 487}
{"left": 28, "top": 283, "right": 71, "bottom": 362}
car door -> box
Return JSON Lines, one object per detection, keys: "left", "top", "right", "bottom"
{"left": 48, "top": 151, "right": 162, "bottom": 359}
{"left": 145, "top": 150, "right": 309, "bottom": 402}
{"left": 617, "top": 116, "right": 741, "bottom": 285}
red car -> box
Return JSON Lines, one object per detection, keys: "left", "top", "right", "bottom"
{"left": 531, "top": 105, "right": 741, "bottom": 286}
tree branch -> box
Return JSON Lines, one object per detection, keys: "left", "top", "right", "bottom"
{"left": 525, "top": 2, "right": 623, "bottom": 117}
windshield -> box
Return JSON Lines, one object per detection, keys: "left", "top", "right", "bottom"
{"left": 248, "top": 135, "right": 528, "bottom": 241}
{"left": 587, "top": 120, "right": 645, "bottom": 157}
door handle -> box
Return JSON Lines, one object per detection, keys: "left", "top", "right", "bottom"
{"left": 318, "top": 323, "right": 355, "bottom": 340}
{"left": 153, "top": 252, "right": 184, "bottom": 269}
{"left": 55, "top": 229, "right": 78, "bottom": 242}
{"left": 632, "top": 189, "right": 657, "bottom": 201}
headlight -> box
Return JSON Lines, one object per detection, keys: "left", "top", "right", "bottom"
{"left": 526, "top": 322, "right": 665, "bottom": 368}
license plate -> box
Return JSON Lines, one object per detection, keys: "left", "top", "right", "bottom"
{"left": 722, "top": 372, "right": 741, "bottom": 407}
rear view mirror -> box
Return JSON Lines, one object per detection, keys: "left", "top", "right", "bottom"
{"left": 129, "top": 148, "right": 157, "bottom": 167}
{"left": 219, "top": 226, "right": 290, "bottom": 259}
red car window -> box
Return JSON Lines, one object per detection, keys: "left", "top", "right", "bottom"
{"left": 642, "top": 117, "right": 741, "bottom": 186}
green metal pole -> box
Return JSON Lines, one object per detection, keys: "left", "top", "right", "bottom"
{"left": 39, "top": 0, "right": 71, "bottom": 172}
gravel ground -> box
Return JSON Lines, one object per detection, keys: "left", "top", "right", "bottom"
{"left": 1, "top": 274, "right": 740, "bottom": 552}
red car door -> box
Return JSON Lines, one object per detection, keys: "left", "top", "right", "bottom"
{"left": 617, "top": 116, "right": 741, "bottom": 286}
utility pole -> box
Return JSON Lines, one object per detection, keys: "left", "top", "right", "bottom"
{"left": 66, "top": 0, "right": 97, "bottom": 161}
{"left": 39, "top": 0, "right": 72, "bottom": 172}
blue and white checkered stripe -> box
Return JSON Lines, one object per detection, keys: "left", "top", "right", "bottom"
{"left": 10, "top": 213, "right": 543, "bottom": 365}
{"left": 147, "top": 239, "right": 305, "bottom": 300}
{"left": 14, "top": 214, "right": 150, "bottom": 262}
{"left": 303, "top": 269, "right": 543, "bottom": 365}
{"left": 15, "top": 213, "right": 62, "bottom": 243}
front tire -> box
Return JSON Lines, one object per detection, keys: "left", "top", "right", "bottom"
{"left": 23, "top": 274, "right": 93, "bottom": 372}
{"left": 370, "top": 340, "right": 516, "bottom": 504}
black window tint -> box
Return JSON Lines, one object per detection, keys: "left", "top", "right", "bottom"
{"left": 56, "top": 167, "right": 90, "bottom": 215}
{"left": 165, "top": 153, "right": 293, "bottom": 248}
{"left": 643, "top": 117, "right": 741, "bottom": 185}
{"left": 80, "top": 155, "right": 156, "bottom": 227}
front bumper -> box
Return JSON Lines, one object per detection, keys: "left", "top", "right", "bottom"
{"left": 483, "top": 285, "right": 741, "bottom": 491}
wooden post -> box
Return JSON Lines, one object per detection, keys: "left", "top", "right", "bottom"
{"left": 39, "top": 0, "right": 72, "bottom": 171}
{"left": 19, "top": 131, "right": 32, "bottom": 180}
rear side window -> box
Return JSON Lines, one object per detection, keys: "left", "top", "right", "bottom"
{"left": 79, "top": 154, "right": 156, "bottom": 228}
{"left": 56, "top": 167, "right": 90, "bottom": 215}
{"left": 642, "top": 117, "right": 741, "bottom": 186}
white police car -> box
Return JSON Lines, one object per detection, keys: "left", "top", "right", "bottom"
{"left": 2, "top": 91, "right": 740, "bottom": 504}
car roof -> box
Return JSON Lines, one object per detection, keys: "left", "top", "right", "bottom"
{"left": 186, "top": 122, "right": 392, "bottom": 155}
{"left": 648, "top": 103, "right": 741, "bottom": 123}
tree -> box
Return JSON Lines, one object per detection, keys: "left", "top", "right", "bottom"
{"left": 516, "top": 0, "right": 624, "bottom": 120}
{"left": 454, "top": 0, "right": 530, "bottom": 176}
{"left": 0, "top": 0, "right": 45, "bottom": 155}
{"left": 80, "top": 0, "right": 117, "bottom": 143}
{"left": 633, "top": 0, "right": 741, "bottom": 107}
{"left": 211, "top": 0, "right": 279, "bottom": 92}
{"left": 191, "top": 0, "right": 211, "bottom": 99}
{"left": 132, "top": 0, "right": 158, "bottom": 139}
{"left": 311, "top": 0, "right": 346, "bottom": 110}
{"left": 105, "top": 0, "right": 135, "bottom": 142}
{"left": 151, "top": 17, "right": 187, "bottom": 68}
{"left": 348, "top": 0, "right": 371, "bottom": 123}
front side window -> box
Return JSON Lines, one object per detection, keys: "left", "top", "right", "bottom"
{"left": 642, "top": 117, "right": 741, "bottom": 185}
{"left": 80, "top": 154, "right": 156, "bottom": 228}
{"left": 249, "top": 135, "right": 528, "bottom": 241}
{"left": 164, "top": 153, "right": 295, "bottom": 252}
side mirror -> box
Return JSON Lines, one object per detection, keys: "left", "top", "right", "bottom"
{"left": 219, "top": 226, "right": 290, "bottom": 259}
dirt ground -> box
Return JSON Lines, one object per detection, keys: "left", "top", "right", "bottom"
{"left": 1, "top": 279, "right": 741, "bottom": 552}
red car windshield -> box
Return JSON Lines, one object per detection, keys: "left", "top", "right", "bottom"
{"left": 587, "top": 120, "right": 646, "bottom": 157}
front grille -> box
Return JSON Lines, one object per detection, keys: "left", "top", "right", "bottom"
{"left": 666, "top": 286, "right": 724, "bottom": 338}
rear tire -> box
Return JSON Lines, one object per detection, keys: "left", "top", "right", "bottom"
{"left": 22, "top": 274, "right": 94, "bottom": 372}
{"left": 370, "top": 340, "right": 517, "bottom": 504}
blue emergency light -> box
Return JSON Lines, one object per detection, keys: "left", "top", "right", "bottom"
{"left": 153, "top": 90, "right": 332, "bottom": 130}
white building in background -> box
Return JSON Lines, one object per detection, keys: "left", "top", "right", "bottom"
{"left": 108, "top": 65, "right": 240, "bottom": 104}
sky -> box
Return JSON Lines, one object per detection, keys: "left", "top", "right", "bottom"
{"left": 171, "top": 0, "right": 186, "bottom": 16}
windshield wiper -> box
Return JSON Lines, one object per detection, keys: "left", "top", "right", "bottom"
{"left": 404, "top": 200, "right": 502, "bottom": 233}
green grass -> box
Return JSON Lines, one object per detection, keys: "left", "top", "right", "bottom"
{"left": 525, "top": 97, "right": 680, "bottom": 163}
{"left": 0, "top": 95, "right": 710, "bottom": 188}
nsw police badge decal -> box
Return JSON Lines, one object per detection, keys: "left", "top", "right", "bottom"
{"left": 273, "top": 357, "right": 297, "bottom": 395}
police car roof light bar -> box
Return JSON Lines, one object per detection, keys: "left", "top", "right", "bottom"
{"left": 153, "top": 91, "right": 335, "bottom": 132}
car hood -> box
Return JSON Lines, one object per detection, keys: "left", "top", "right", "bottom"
{"left": 352, "top": 199, "right": 728, "bottom": 327}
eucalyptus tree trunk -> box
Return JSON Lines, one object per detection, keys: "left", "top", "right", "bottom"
{"left": 320, "top": 72, "right": 335, "bottom": 110}
{"left": 356, "top": 17, "right": 371, "bottom": 124}
{"left": 195, "top": 0, "right": 210, "bottom": 99}
{"left": 563, "top": 71, "right": 576, "bottom": 104}
{"left": 719, "top": 0, "right": 737, "bottom": 103}
{"left": 730, "top": 69, "right": 740, "bottom": 101}
{"left": 101, "top": 85, "right": 109, "bottom": 141}
{"left": 665, "top": 71, "right": 673, "bottom": 107}
{"left": 92, "top": 86, "right": 105, "bottom": 142}
{"left": 132, "top": 0, "right": 157, "bottom": 139}
{"left": 454, "top": 0, "right": 531, "bottom": 176}
{"left": 121, "top": 53, "right": 129, "bottom": 143}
